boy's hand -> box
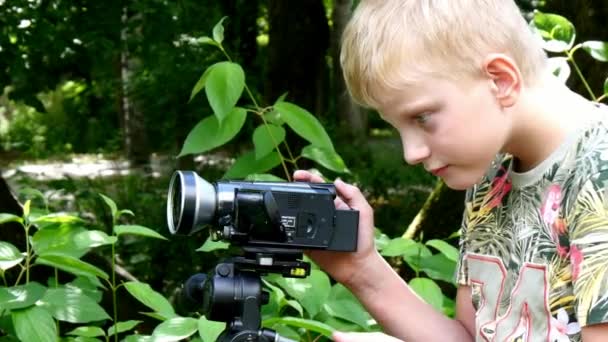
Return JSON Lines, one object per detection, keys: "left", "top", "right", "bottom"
{"left": 293, "top": 170, "right": 378, "bottom": 288}
{"left": 333, "top": 332, "right": 404, "bottom": 342}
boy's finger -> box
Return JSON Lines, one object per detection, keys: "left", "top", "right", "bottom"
{"left": 293, "top": 170, "right": 325, "bottom": 183}
{"left": 334, "top": 179, "right": 370, "bottom": 211}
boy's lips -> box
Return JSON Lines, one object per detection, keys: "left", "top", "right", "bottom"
{"left": 429, "top": 165, "right": 449, "bottom": 176}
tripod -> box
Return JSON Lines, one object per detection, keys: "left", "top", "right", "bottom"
{"left": 181, "top": 247, "right": 310, "bottom": 342}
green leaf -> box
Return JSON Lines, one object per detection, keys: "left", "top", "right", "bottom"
{"left": 67, "top": 326, "right": 106, "bottom": 337}
{"left": 212, "top": 17, "right": 228, "bottom": 44}
{"left": 196, "top": 237, "right": 229, "bottom": 252}
{"left": 263, "top": 316, "right": 334, "bottom": 338}
{"left": 205, "top": 62, "right": 245, "bottom": 124}
{"left": 178, "top": 107, "right": 247, "bottom": 157}
{"left": 244, "top": 174, "right": 285, "bottom": 181}
{"left": 223, "top": 151, "right": 281, "bottom": 179}
{"left": 374, "top": 228, "right": 391, "bottom": 251}
{"left": 98, "top": 194, "right": 117, "bottom": 221}
{"left": 582, "top": 41, "right": 608, "bottom": 62}
{"left": 12, "top": 306, "right": 57, "bottom": 342}
{"left": 323, "top": 299, "right": 370, "bottom": 328}
{"left": 23, "top": 200, "right": 31, "bottom": 219}
{"left": 274, "top": 101, "right": 334, "bottom": 151}
{"left": 0, "top": 242, "right": 23, "bottom": 271}
{"left": 122, "top": 335, "right": 153, "bottom": 342}
{"left": 253, "top": 124, "right": 286, "bottom": 160}
{"left": 118, "top": 209, "right": 135, "bottom": 218}
{"left": 196, "top": 36, "right": 219, "bottom": 47}
{"left": 425, "top": 239, "right": 459, "bottom": 262}
{"left": 67, "top": 276, "right": 104, "bottom": 303}
{"left": 408, "top": 277, "right": 443, "bottom": 311}
{"left": 0, "top": 282, "right": 46, "bottom": 310}
{"left": 108, "top": 320, "right": 142, "bottom": 336}
{"left": 36, "top": 254, "right": 109, "bottom": 280}
{"left": 379, "top": 238, "right": 417, "bottom": 257}
{"left": 198, "top": 316, "right": 225, "bottom": 342}
{"left": 152, "top": 317, "right": 198, "bottom": 342}
{"left": 74, "top": 230, "right": 117, "bottom": 249}
{"left": 419, "top": 254, "right": 457, "bottom": 284}
{"left": 604, "top": 77, "right": 608, "bottom": 95}
{"left": 301, "top": 145, "right": 350, "bottom": 174}
{"left": 268, "top": 270, "right": 330, "bottom": 318}
{"left": 32, "top": 213, "right": 83, "bottom": 225}
{"left": 114, "top": 225, "right": 167, "bottom": 240}
{"left": 123, "top": 282, "right": 176, "bottom": 319}
{"left": 41, "top": 287, "right": 110, "bottom": 323}
{"left": 532, "top": 11, "right": 576, "bottom": 52}
{"left": 263, "top": 108, "right": 285, "bottom": 126}
{"left": 0, "top": 213, "right": 23, "bottom": 225}
{"left": 189, "top": 67, "right": 212, "bottom": 102}
{"left": 32, "top": 224, "right": 89, "bottom": 259}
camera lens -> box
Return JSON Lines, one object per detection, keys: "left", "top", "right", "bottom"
{"left": 166, "top": 171, "right": 218, "bottom": 235}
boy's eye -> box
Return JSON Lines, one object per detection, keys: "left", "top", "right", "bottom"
{"left": 414, "top": 113, "right": 431, "bottom": 125}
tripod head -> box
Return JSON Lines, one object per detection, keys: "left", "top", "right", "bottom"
{"left": 179, "top": 248, "right": 308, "bottom": 342}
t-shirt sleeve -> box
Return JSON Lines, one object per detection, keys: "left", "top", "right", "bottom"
{"left": 568, "top": 171, "right": 608, "bottom": 327}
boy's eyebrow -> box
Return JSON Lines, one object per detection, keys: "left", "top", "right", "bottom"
{"left": 398, "top": 98, "right": 434, "bottom": 116}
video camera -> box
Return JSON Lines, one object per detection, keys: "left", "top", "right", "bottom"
{"left": 166, "top": 171, "right": 359, "bottom": 341}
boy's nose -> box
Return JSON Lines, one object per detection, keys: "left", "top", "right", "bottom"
{"left": 403, "top": 141, "right": 430, "bottom": 165}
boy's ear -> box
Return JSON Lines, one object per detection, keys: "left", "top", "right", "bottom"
{"left": 482, "top": 54, "right": 522, "bottom": 108}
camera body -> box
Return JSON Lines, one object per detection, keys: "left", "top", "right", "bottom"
{"left": 167, "top": 171, "right": 358, "bottom": 252}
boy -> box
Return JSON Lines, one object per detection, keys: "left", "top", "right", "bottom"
{"left": 294, "top": 0, "right": 608, "bottom": 341}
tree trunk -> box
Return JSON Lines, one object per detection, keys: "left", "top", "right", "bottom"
{"left": 119, "top": 8, "right": 149, "bottom": 166}
{"left": 331, "top": 0, "right": 367, "bottom": 139}
{"left": 264, "top": 0, "right": 329, "bottom": 115}
{"left": 403, "top": 181, "right": 466, "bottom": 241}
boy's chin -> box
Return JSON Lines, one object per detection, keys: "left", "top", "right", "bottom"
{"left": 442, "top": 172, "right": 484, "bottom": 191}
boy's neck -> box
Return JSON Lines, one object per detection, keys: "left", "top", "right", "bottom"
{"left": 503, "top": 74, "right": 596, "bottom": 172}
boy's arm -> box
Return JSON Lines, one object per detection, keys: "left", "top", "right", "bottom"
{"left": 345, "top": 252, "right": 475, "bottom": 342}
{"left": 582, "top": 324, "right": 608, "bottom": 341}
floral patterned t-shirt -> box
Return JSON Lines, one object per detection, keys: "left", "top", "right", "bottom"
{"left": 457, "top": 106, "right": 608, "bottom": 342}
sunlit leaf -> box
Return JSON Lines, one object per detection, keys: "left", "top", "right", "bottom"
{"left": 0, "top": 242, "right": 23, "bottom": 271}
{"left": 196, "top": 237, "right": 229, "bottom": 252}
{"left": 301, "top": 145, "right": 350, "bottom": 174}
{"left": 0, "top": 282, "right": 46, "bottom": 310}
{"left": 36, "top": 254, "right": 109, "bottom": 280}
{"left": 198, "top": 316, "right": 225, "bottom": 342}
{"left": 67, "top": 326, "right": 106, "bottom": 337}
{"left": 223, "top": 151, "right": 281, "bottom": 179}
{"left": 253, "top": 124, "right": 286, "bottom": 160}
{"left": 178, "top": 108, "right": 247, "bottom": 157}
{"left": 189, "top": 67, "right": 212, "bottom": 102}
{"left": 151, "top": 317, "right": 198, "bottom": 342}
{"left": 12, "top": 306, "right": 57, "bottom": 342}
{"left": 114, "top": 225, "right": 167, "bottom": 240}
{"left": 32, "top": 225, "right": 89, "bottom": 259}
{"left": 31, "top": 213, "right": 83, "bottom": 225}
{"left": 244, "top": 174, "right": 285, "bottom": 181}
{"left": 408, "top": 277, "right": 443, "bottom": 311}
{"left": 99, "top": 194, "right": 117, "bottom": 221}
{"left": 41, "top": 287, "right": 110, "bottom": 323}
{"left": 379, "top": 238, "right": 417, "bottom": 257}
{"left": 74, "top": 230, "right": 117, "bottom": 249}
{"left": 425, "top": 239, "right": 459, "bottom": 262}
{"left": 108, "top": 320, "right": 142, "bottom": 336}
{"left": 532, "top": 11, "right": 576, "bottom": 52}
{"left": 205, "top": 62, "right": 245, "bottom": 124}
{"left": 123, "top": 282, "right": 176, "bottom": 319}
{"left": 212, "top": 17, "right": 228, "bottom": 44}
{"left": 0, "top": 213, "right": 23, "bottom": 225}
{"left": 262, "top": 316, "right": 334, "bottom": 338}
{"left": 582, "top": 41, "right": 608, "bottom": 62}
{"left": 274, "top": 101, "right": 334, "bottom": 151}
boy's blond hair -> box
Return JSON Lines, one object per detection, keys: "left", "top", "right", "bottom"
{"left": 340, "top": 0, "right": 548, "bottom": 109}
